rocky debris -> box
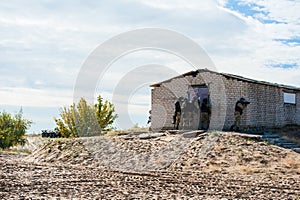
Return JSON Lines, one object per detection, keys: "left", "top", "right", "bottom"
{"left": 262, "top": 132, "right": 300, "bottom": 152}
{"left": 122, "top": 130, "right": 204, "bottom": 140}
{"left": 81, "top": 134, "right": 196, "bottom": 171}
{"left": 169, "top": 132, "right": 300, "bottom": 174}
{"left": 294, "top": 148, "right": 300, "bottom": 153}
{"left": 165, "top": 130, "right": 189, "bottom": 135}
{"left": 118, "top": 131, "right": 147, "bottom": 137}
{"left": 0, "top": 154, "right": 300, "bottom": 199}
{"left": 0, "top": 151, "right": 28, "bottom": 160}
{"left": 22, "top": 132, "right": 300, "bottom": 175}
{"left": 117, "top": 131, "right": 165, "bottom": 140}
{"left": 24, "top": 138, "right": 95, "bottom": 166}
{"left": 138, "top": 132, "right": 166, "bottom": 139}
{"left": 268, "top": 125, "right": 300, "bottom": 146}
{"left": 11, "top": 136, "right": 48, "bottom": 153}
{"left": 182, "top": 130, "right": 206, "bottom": 138}
{"left": 1, "top": 131, "right": 300, "bottom": 199}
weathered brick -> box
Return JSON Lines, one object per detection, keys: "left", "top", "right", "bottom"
{"left": 150, "top": 69, "right": 300, "bottom": 131}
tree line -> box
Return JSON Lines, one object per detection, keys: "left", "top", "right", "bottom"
{"left": 0, "top": 95, "right": 117, "bottom": 149}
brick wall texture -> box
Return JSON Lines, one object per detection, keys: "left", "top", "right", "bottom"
{"left": 150, "top": 71, "right": 300, "bottom": 131}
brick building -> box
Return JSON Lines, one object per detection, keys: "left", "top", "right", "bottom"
{"left": 150, "top": 69, "right": 300, "bottom": 131}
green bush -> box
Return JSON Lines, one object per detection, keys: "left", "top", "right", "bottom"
{"left": 0, "top": 110, "right": 32, "bottom": 149}
{"left": 54, "top": 95, "right": 118, "bottom": 137}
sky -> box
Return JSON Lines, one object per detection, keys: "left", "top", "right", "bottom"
{"left": 0, "top": 0, "right": 299, "bottom": 133}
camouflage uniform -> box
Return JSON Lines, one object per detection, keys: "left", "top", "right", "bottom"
{"left": 200, "top": 98, "right": 211, "bottom": 130}
{"left": 173, "top": 100, "right": 182, "bottom": 130}
{"left": 231, "top": 98, "right": 248, "bottom": 131}
{"left": 174, "top": 111, "right": 181, "bottom": 130}
{"left": 182, "top": 98, "right": 198, "bottom": 129}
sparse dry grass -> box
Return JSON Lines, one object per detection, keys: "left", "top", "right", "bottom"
{"left": 194, "top": 133, "right": 300, "bottom": 175}
{"left": 106, "top": 124, "right": 150, "bottom": 136}
{"left": 105, "top": 130, "right": 123, "bottom": 136}
{"left": 125, "top": 125, "right": 149, "bottom": 132}
{"left": 11, "top": 148, "right": 32, "bottom": 154}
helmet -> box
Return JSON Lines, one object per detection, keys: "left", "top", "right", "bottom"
{"left": 240, "top": 97, "right": 246, "bottom": 102}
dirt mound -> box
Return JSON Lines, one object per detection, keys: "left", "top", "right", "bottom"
{"left": 169, "top": 132, "right": 300, "bottom": 174}
{"left": 11, "top": 136, "right": 47, "bottom": 153}
{"left": 25, "top": 135, "right": 194, "bottom": 171}
{"left": 2, "top": 132, "right": 300, "bottom": 199}
{"left": 2, "top": 156, "right": 300, "bottom": 199}
{"left": 24, "top": 132, "right": 300, "bottom": 175}
{"left": 24, "top": 138, "right": 95, "bottom": 166}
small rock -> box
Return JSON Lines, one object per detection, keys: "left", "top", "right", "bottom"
{"left": 183, "top": 130, "right": 205, "bottom": 138}
{"left": 138, "top": 133, "right": 165, "bottom": 139}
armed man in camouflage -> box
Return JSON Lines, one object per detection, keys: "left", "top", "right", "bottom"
{"left": 200, "top": 98, "right": 211, "bottom": 130}
{"left": 230, "top": 97, "right": 250, "bottom": 132}
{"left": 173, "top": 99, "right": 182, "bottom": 130}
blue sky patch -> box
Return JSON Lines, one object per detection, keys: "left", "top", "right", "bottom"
{"left": 260, "top": 19, "right": 287, "bottom": 24}
{"left": 268, "top": 63, "right": 298, "bottom": 69}
{"left": 225, "top": 1, "right": 267, "bottom": 17}
{"left": 224, "top": 1, "right": 285, "bottom": 24}
{"left": 274, "top": 37, "right": 300, "bottom": 46}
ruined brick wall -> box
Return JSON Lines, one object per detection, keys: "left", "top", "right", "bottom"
{"left": 284, "top": 104, "right": 296, "bottom": 124}
{"left": 224, "top": 79, "right": 286, "bottom": 129}
{"left": 296, "top": 93, "right": 300, "bottom": 125}
{"left": 151, "top": 72, "right": 227, "bottom": 131}
{"left": 285, "top": 92, "right": 300, "bottom": 125}
{"left": 220, "top": 78, "right": 299, "bottom": 129}
{"left": 192, "top": 72, "right": 227, "bottom": 130}
{"left": 150, "top": 77, "right": 189, "bottom": 131}
{"left": 151, "top": 72, "right": 300, "bottom": 131}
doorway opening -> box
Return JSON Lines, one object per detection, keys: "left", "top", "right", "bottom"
{"left": 189, "top": 85, "right": 210, "bottom": 130}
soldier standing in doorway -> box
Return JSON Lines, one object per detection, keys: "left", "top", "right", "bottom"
{"left": 230, "top": 97, "right": 250, "bottom": 131}
{"left": 181, "top": 97, "right": 199, "bottom": 129}
{"left": 173, "top": 99, "right": 182, "bottom": 130}
{"left": 200, "top": 98, "right": 211, "bottom": 130}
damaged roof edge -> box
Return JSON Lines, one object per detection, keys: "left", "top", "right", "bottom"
{"left": 220, "top": 73, "right": 300, "bottom": 91}
{"left": 150, "top": 68, "right": 213, "bottom": 87}
{"left": 150, "top": 68, "right": 300, "bottom": 91}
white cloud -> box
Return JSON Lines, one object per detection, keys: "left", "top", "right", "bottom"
{"left": 0, "top": 0, "right": 299, "bottom": 130}
{"left": 136, "top": 0, "right": 217, "bottom": 11}
{"left": 0, "top": 87, "right": 73, "bottom": 107}
{"left": 243, "top": 0, "right": 300, "bottom": 23}
{"left": 208, "top": 0, "right": 300, "bottom": 88}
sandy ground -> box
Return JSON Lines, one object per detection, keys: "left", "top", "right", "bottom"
{"left": 1, "top": 131, "right": 300, "bottom": 199}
